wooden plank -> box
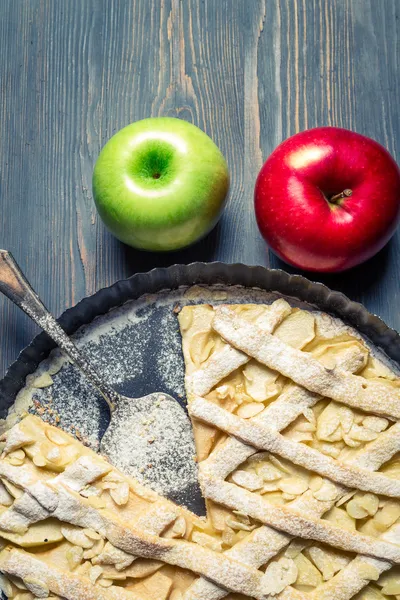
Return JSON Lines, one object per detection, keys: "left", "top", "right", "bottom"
{"left": 258, "top": 0, "right": 400, "bottom": 330}
{"left": 0, "top": 0, "right": 399, "bottom": 377}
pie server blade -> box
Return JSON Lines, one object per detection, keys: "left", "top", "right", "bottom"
{"left": 0, "top": 250, "right": 205, "bottom": 515}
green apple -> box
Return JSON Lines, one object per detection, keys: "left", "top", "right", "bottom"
{"left": 92, "top": 117, "right": 229, "bottom": 251}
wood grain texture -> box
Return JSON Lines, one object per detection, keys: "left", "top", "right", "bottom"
{"left": 0, "top": 0, "right": 399, "bottom": 376}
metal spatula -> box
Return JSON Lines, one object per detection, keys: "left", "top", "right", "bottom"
{"left": 0, "top": 250, "right": 204, "bottom": 514}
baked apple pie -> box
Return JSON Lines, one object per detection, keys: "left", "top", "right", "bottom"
{"left": 0, "top": 298, "right": 399, "bottom": 600}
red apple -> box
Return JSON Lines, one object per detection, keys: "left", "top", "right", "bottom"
{"left": 254, "top": 127, "right": 400, "bottom": 272}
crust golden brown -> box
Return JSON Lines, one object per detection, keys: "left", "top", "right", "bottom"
{"left": 179, "top": 300, "right": 400, "bottom": 600}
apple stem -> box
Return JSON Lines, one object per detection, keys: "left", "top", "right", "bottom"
{"left": 330, "top": 189, "right": 352, "bottom": 204}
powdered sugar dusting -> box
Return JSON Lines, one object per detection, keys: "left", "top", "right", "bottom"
{"left": 100, "top": 393, "right": 198, "bottom": 500}
{"left": 5, "top": 284, "right": 400, "bottom": 505}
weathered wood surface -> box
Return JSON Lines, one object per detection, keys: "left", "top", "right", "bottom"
{"left": 0, "top": 0, "right": 399, "bottom": 376}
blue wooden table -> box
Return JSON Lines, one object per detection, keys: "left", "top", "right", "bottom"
{"left": 0, "top": 0, "right": 399, "bottom": 376}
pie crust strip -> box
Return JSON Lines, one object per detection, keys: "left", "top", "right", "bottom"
{"left": 190, "top": 397, "right": 400, "bottom": 498}
{"left": 185, "top": 346, "right": 397, "bottom": 600}
{"left": 189, "top": 299, "right": 291, "bottom": 396}
{"left": 0, "top": 464, "right": 276, "bottom": 599}
{"left": 200, "top": 473, "right": 400, "bottom": 563}
{"left": 0, "top": 546, "right": 143, "bottom": 600}
{"left": 183, "top": 418, "right": 400, "bottom": 600}
{"left": 212, "top": 306, "right": 400, "bottom": 418}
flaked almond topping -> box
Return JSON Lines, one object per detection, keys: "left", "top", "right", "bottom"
{"left": 232, "top": 510, "right": 251, "bottom": 522}
{"left": 7, "top": 574, "right": 28, "bottom": 590}
{"left": 83, "top": 529, "right": 102, "bottom": 541}
{"left": 0, "top": 481, "right": 13, "bottom": 507}
{"left": 336, "top": 490, "right": 356, "bottom": 507}
{"left": 231, "top": 470, "right": 263, "bottom": 491}
{"left": 312, "top": 480, "right": 338, "bottom": 502}
{"left": 315, "top": 442, "right": 341, "bottom": 459}
{"left": 355, "top": 562, "right": 381, "bottom": 581}
{"left": 8, "top": 457, "right": 25, "bottom": 467}
{"left": 83, "top": 538, "right": 105, "bottom": 560}
{"left": 362, "top": 416, "right": 389, "bottom": 432}
{"left": 89, "top": 565, "right": 103, "bottom": 585}
{"left": 342, "top": 433, "right": 361, "bottom": 448}
{"left": 32, "top": 454, "right": 47, "bottom": 467}
{"left": 309, "top": 476, "right": 323, "bottom": 493}
{"left": 102, "top": 471, "right": 125, "bottom": 484}
{"left": 98, "top": 578, "right": 113, "bottom": 588}
{"left": 225, "top": 516, "right": 256, "bottom": 531}
{"left": 374, "top": 501, "right": 400, "bottom": 530}
{"left": 269, "top": 455, "right": 292, "bottom": 474}
{"left": 356, "top": 492, "right": 379, "bottom": 516}
{"left": 1, "top": 479, "right": 23, "bottom": 499}
{"left": 92, "top": 541, "right": 134, "bottom": 571}
{"left": 189, "top": 331, "right": 215, "bottom": 367}
{"left": 236, "top": 402, "right": 264, "bottom": 419}
{"left": 100, "top": 481, "right": 118, "bottom": 490}
{"left": 317, "top": 403, "right": 341, "bottom": 442}
{"left": 80, "top": 485, "right": 101, "bottom": 498}
{"left": 278, "top": 477, "right": 309, "bottom": 496}
{"left": 346, "top": 498, "right": 369, "bottom": 520}
{"left": 215, "top": 384, "right": 235, "bottom": 400}
{"left": 338, "top": 406, "right": 354, "bottom": 434}
{"left": 191, "top": 531, "right": 222, "bottom": 552}
{"left": 260, "top": 481, "right": 279, "bottom": 494}
{"left": 257, "top": 463, "right": 282, "bottom": 482}
{"left": 262, "top": 557, "right": 298, "bottom": 595}
{"left": 46, "top": 446, "right": 61, "bottom": 463}
{"left": 101, "top": 572, "right": 127, "bottom": 581}
{"left": 295, "top": 419, "right": 316, "bottom": 433}
{"left": 324, "top": 506, "right": 356, "bottom": 532}
{"left": 348, "top": 423, "right": 379, "bottom": 442}
{"left": 247, "top": 451, "right": 270, "bottom": 465}
{"left": 110, "top": 482, "right": 130, "bottom": 506}
{"left": 9, "top": 449, "right": 25, "bottom": 461}
{"left": 45, "top": 427, "right": 70, "bottom": 446}
{"left": 75, "top": 562, "right": 91, "bottom": 577}
{"left": 285, "top": 431, "right": 314, "bottom": 443}
{"left": 61, "top": 526, "right": 94, "bottom": 549}
{"left": 66, "top": 545, "right": 84, "bottom": 570}
{"left": 282, "top": 492, "right": 297, "bottom": 501}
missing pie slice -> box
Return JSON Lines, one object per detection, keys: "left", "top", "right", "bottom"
{"left": 178, "top": 300, "right": 400, "bottom": 600}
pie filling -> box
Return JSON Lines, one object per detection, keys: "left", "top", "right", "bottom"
{"left": 0, "top": 299, "right": 398, "bottom": 600}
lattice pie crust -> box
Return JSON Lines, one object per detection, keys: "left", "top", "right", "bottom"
{"left": 0, "top": 298, "right": 399, "bottom": 600}
{"left": 178, "top": 300, "right": 400, "bottom": 600}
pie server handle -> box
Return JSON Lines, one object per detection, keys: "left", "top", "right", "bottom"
{"left": 0, "top": 250, "right": 119, "bottom": 411}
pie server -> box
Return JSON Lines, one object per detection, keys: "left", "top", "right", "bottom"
{"left": 0, "top": 250, "right": 205, "bottom": 515}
